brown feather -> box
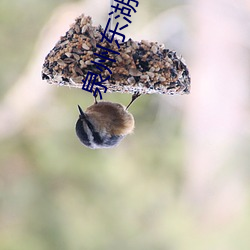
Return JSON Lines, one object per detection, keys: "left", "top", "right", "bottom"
{"left": 85, "top": 102, "right": 134, "bottom": 136}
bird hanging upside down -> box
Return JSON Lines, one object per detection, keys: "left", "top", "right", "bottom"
{"left": 75, "top": 92, "right": 140, "bottom": 149}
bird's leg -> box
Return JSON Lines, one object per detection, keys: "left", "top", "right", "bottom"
{"left": 92, "top": 90, "right": 98, "bottom": 104}
{"left": 126, "top": 91, "right": 141, "bottom": 110}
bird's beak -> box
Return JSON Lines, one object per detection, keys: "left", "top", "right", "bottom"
{"left": 77, "top": 105, "right": 86, "bottom": 119}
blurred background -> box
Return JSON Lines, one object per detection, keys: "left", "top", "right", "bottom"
{"left": 1, "top": 0, "right": 250, "bottom": 249}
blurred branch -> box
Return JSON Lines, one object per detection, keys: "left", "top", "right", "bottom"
{"left": 0, "top": 0, "right": 107, "bottom": 139}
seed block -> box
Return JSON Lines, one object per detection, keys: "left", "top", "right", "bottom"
{"left": 42, "top": 14, "right": 190, "bottom": 95}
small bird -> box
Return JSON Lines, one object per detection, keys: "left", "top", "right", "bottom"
{"left": 75, "top": 93, "right": 140, "bottom": 149}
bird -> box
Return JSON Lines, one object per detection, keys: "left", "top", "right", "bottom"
{"left": 75, "top": 92, "right": 140, "bottom": 149}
